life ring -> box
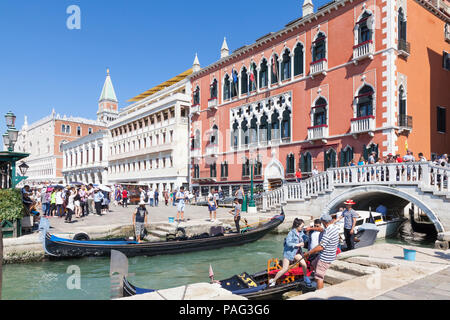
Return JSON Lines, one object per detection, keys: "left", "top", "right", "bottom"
{"left": 73, "top": 232, "right": 90, "bottom": 241}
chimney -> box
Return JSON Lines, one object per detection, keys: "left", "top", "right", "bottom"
{"left": 221, "top": 37, "right": 229, "bottom": 59}
{"left": 303, "top": 0, "right": 314, "bottom": 17}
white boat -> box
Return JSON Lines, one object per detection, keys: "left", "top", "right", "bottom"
{"left": 335, "top": 210, "right": 406, "bottom": 239}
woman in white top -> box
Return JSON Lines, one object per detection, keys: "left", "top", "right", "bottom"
{"left": 65, "top": 188, "right": 76, "bottom": 223}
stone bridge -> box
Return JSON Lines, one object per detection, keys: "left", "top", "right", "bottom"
{"left": 257, "top": 162, "right": 450, "bottom": 248}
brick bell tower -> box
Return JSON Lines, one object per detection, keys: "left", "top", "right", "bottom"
{"left": 97, "top": 68, "right": 119, "bottom": 124}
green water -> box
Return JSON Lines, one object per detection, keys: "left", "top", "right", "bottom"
{"left": 2, "top": 222, "right": 436, "bottom": 300}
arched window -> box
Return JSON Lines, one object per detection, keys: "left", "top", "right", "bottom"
{"left": 221, "top": 161, "right": 229, "bottom": 178}
{"left": 223, "top": 74, "right": 231, "bottom": 100}
{"left": 356, "top": 85, "right": 374, "bottom": 118}
{"left": 398, "top": 8, "right": 407, "bottom": 42}
{"left": 259, "top": 113, "right": 269, "bottom": 143}
{"left": 210, "top": 162, "right": 217, "bottom": 178}
{"left": 231, "top": 69, "right": 238, "bottom": 98}
{"left": 259, "top": 59, "right": 268, "bottom": 88}
{"left": 325, "top": 149, "right": 337, "bottom": 170}
{"left": 357, "top": 12, "right": 372, "bottom": 43}
{"left": 254, "top": 157, "right": 263, "bottom": 176}
{"left": 249, "top": 63, "right": 258, "bottom": 91}
{"left": 193, "top": 129, "right": 201, "bottom": 149}
{"left": 281, "top": 108, "right": 291, "bottom": 141}
{"left": 294, "top": 43, "right": 304, "bottom": 76}
{"left": 232, "top": 121, "right": 239, "bottom": 148}
{"left": 312, "top": 32, "right": 326, "bottom": 62}
{"left": 250, "top": 116, "right": 258, "bottom": 144}
{"left": 271, "top": 110, "right": 280, "bottom": 141}
{"left": 210, "top": 125, "right": 219, "bottom": 145}
{"left": 313, "top": 97, "right": 327, "bottom": 126}
{"left": 210, "top": 79, "right": 218, "bottom": 99}
{"left": 241, "top": 67, "right": 248, "bottom": 95}
{"left": 286, "top": 154, "right": 295, "bottom": 174}
{"left": 193, "top": 86, "right": 200, "bottom": 105}
{"left": 281, "top": 49, "right": 291, "bottom": 81}
{"left": 301, "top": 152, "right": 312, "bottom": 173}
{"left": 399, "top": 85, "right": 407, "bottom": 124}
{"left": 271, "top": 54, "right": 279, "bottom": 84}
{"left": 340, "top": 146, "right": 354, "bottom": 167}
{"left": 241, "top": 118, "right": 249, "bottom": 146}
{"left": 242, "top": 157, "right": 250, "bottom": 177}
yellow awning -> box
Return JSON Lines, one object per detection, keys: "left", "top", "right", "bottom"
{"left": 128, "top": 68, "right": 193, "bottom": 102}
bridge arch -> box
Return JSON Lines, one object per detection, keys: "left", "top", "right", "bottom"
{"left": 322, "top": 185, "right": 445, "bottom": 234}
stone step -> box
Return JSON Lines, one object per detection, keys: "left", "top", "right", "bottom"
{"left": 330, "top": 260, "right": 379, "bottom": 277}
{"left": 324, "top": 269, "right": 357, "bottom": 285}
{"left": 148, "top": 229, "right": 168, "bottom": 238}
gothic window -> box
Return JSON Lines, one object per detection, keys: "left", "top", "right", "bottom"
{"left": 241, "top": 119, "right": 249, "bottom": 146}
{"left": 194, "top": 129, "right": 201, "bottom": 149}
{"left": 231, "top": 69, "right": 238, "bottom": 98}
{"left": 357, "top": 12, "right": 372, "bottom": 44}
{"left": 210, "top": 79, "right": 218, "bottom": 99}
{"left": 286, "top": 154, "right": 295, "bottom": 174}
{"left": 249, "top": 63, "right": 257, "bottom": 91}
{"left": 271, "top": 111, "right": 280, "bottom": 141}
{"left": 398, "top": 8, "right": 407, "bottom": 42}
{"left": 232, "top": 121, "right": 239, "bottom": 148}
{"left": 193, "top": 86, "right": 200, "bottom": 105}
{"left": 300, "top": 152, "right": 312, "bottom": 173}
{"left": 271, "top": 54, "right": 279, "bottom": 84}
{"left": 210, "top": 162, "right": 217, "bottom": 178}
{"left": 250, "top": 116, "right": 258, "bottom": 144}
{"left": 259, "top": 113, "right": 269, "bottom": 142}
{"left": 281, "top": 109, "right": 291, "bottom": 141}
{"left": 223, "top": 74, "right": 231, "bottom": 100}
{"left": 312, "top": 32, "right": 326, "bottom": 62}
{"left": 325, "top": 149, "right": 337, "bottom": 170}
{"left": 340, "top": 147, "right": 354, "bottom": 167}
{"left": 281, "top": 49, "right": 291, "bottom": 81}
{"left": 399, "top": 85, "right": 407, "bottom": 125}
{"left": 241, "top": 67, "right": 248, "bottom": 95}
{"left": 356, "top": 85, "right": 374, "bottom": 118}
{"left": 313, "top": 97, "right": 328, "bottom": 126}
{"left": 254, "top": 158, "right": 263, "bottom": 176}
{"left": 194, "top": 164, "right": 200, "bottom": 179}
{"left": 294, "top": 43, "right": 304, "bottom": 76}
{"left": 259, "top": 59, "right": 268, "bottom": 88}
{"left": 210, "top": 125, "right": 219, "bottom": 145}
{"left": 221, "top": 161, "right": 229, "bottom": 178}
{"left": 242, "top": 158, "right": 250, "bottom": 177}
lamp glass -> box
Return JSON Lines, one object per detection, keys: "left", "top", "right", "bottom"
{"left": 7, "top": 127, "right": 19, "bottom": 144}
{"left": 2, "top": 133, "right": 10, "bottom": 147}
{"left": 18, "top": 162, "right": 29, "bottom": 176}
{"left": 5, "top": 111, "right": 16, "bottom": 128}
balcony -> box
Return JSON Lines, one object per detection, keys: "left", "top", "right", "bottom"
{"left": 310, "top": 59, "right": 327, "bottom": 77}
{"left": 208, "top": 97, "right": 218, "bottom": 110}
{"left": 190, "top": 104, "right": 200, "bottom": 115}
{"left": 350, "top": 116, "right": 375, "bottom": 137}
{"left": 353, "top": 40, "right": 374, "bottom": 63}
{"left": 307, "top": 124, "right": 329, "bottom": 143}
{"left": 398, "top": 39, "right": 410, "bottom": 57}
{"left": 398, "top": 114, "right": 413, "bottom": 134}
{"left": 205, "top": 144, "right": 219, "bottom": 157}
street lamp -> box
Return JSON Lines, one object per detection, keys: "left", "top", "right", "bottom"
{"left": 248, "top": 157, "right": 257, "bottom": 213}
{"left": 5, "top": 111, "right": 16, "bottom": 128}
{"left": 18, "top": 162, "right": 29, "bottom": 176}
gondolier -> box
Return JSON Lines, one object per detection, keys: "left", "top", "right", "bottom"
{"left": 133, "top": 201, "right": 148, "bottom": 243}
{"left": 336, "top": 200, "right": 359, "bottom": 250}
{"left": 176, "top": 186, "right": 187, "bottom": 222}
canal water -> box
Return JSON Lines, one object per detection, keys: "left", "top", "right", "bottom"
{"left": 2, "top": 222, "right": 436, "bottom": 300}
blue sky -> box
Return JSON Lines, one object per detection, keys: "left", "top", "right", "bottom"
{"left": 0, "top": 0, "right": 330, "bottom": 130}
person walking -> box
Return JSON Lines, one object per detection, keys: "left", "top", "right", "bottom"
{"left": 79, "top": 186, "right": 88, "bottom": 217}
{"left": 269, "top": 218, "right": 311, "bottom": 288}
{"left": 303, "top": 213, "right": 340, "bottom": 290}
{"left": 74, "top": 188, "right": 82, "bottom": 218}
{"left": 295, "top": 168, "right": 302, "bottom": 183}
{"left": 336, "top": 200, "right": 358, "bottom": 250}
{"left": 133, "top": 201, "right": 148, "bottom": 243}
{"left": 65, "top": 188, "right": 76, "bottom": 223}
{"left": 93, "top": 188, "right": 104, "bottom": 216}
{"left": 176, "top": 187, "right": 187, "bottom": 222}
{"left": 40, "top": 187, "right": 49, "bottom": 217}
{"left": 154, "top": 189, "right": 159, "bottom": 207}
{"left": 207, "top": 189, "right": 217, "bottom": 222}
{"left": 147, "top": 188, "right": 154, "bottom": 207}
{"left": 87, "top": 184, "right": 95, "bottom": 214}
{"left": 50, "top": 189, "right": 57, "bottom": 217}
{"left": 122, "top": 188, "right": 128, "bottom": 208}
{"left": 164, "top": 190, "right": 169, "bottom": 206}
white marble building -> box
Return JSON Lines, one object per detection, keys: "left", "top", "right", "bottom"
{"left": 107, "top": 67, "right": 194, "bottom": 192}
{"left": 62, "top": 130, "right": 110, "bottom": 185}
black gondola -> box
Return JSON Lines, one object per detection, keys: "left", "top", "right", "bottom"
{"left": 122, "top": 263, "right": 317, "bottom": 300}
{"left": 43, "top": 212, "right": 285, "bottom": 258}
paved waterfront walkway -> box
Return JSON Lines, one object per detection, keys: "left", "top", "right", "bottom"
{"left": 374, "top": 266, "right": 450, "bottom": 300}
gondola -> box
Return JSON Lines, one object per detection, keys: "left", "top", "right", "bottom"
{"left": 121, "top": 257, "right": 318, "bottom": 300}
{"left": 42, "top": 211, "right": 285, "bottom": 258}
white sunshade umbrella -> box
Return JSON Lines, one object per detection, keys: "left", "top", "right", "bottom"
{"left": 98, "top": 185, "right": 112, "bottom": 192}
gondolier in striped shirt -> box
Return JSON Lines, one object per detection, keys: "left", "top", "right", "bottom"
{"left": 304, "top": 213, "right": 340, "bottom": 290}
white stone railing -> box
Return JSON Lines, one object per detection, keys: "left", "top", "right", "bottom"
{"left": 310, "top": 59, "right": 327, "bottom": 76}
{"left": 208, "top": 98, "right": 218, "bottom": 109}
{"left": 191, "top": 104, "right": 200, "bottom": 115}
{"left": 260, "top": 162, "right": 450, "bottom": 211}
{"left": 307, "top": 125, "right": 329, "bottom": 141}
{"left": 353, "top": 40, "right": 374, "bottom": 61}
{"left": 350, "top": 116, "right": 375, "bottom": 134}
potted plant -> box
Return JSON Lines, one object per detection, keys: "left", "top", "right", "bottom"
{"left": 0, "top": 189, "right": 25, "bottom": 238}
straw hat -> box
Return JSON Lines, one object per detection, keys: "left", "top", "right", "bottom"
{"left": 344, "top": 199, "right": 356, "bottom": 205}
